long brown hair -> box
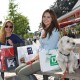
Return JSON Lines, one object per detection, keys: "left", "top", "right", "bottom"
{"left": 41, "top": 9, "right": 59, "bottom": 38}
{"left": 0, "top": 20, "right": 14, "bottom": 44}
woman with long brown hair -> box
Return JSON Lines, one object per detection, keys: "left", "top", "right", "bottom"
{"left": 15, "top": 9, "right": 60, "bottom": 80}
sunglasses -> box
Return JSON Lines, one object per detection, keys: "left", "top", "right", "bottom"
{"left": 5, "top": 26, "right": 13, "bottom": 28}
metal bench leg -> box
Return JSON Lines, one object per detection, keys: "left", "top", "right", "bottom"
{"left": 1, "top": 72, "right": 4, "bottom": 80}
{"left": 43, "top": 75, "right": 48, "bottom": 80}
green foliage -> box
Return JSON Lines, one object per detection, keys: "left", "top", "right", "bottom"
{"left": 8, "top": 0, "right": 18, "bottom": 19}
{"left": 76, "top": 24, "right": 80, "bottom": 31}
{"left": 6, "top": 0, "right": 30, "bottom": 39}
{"left": 50, "top": 0, "right": 78, "bottom": 18}
{"left": 24, "top": 32, "right": 34, "bottom": 39}
{"left": 13, "top": 13, "right": 30, "bottom": 38}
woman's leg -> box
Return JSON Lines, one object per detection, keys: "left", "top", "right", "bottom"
{"left": 15, "top": 63, "right": 26, "bottom": 74}
{"left": 18, "top": 60, "right": 40, "bottom": 80}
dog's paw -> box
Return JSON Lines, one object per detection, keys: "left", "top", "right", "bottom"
{"left": 69, "top": 70, "right": 75, "bottom": 74}
{"left": 62, "top": 69, "right": 66, "bottom": 73}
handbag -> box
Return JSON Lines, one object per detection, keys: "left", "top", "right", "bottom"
{"left": 0, "top": 47, "right": 16, "bottom": 71}
{"left": 39, "top": 49, "right": 60, "bottom": 72}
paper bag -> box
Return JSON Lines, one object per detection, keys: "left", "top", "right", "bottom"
{"left": 0, "top": 47, "right": 14, "bottom": 71}
{"left": 39, "top": 49, "right": 60, "bottom": 72}
{"left": 17, "top": 45, "right": 38, "bottom": 65}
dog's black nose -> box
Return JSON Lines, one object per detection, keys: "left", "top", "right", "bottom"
{"left": 72, "top": 42, "right": 75, "bottom": 45}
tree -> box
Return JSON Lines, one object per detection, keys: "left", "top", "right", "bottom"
{"left": 76, "top": 24, "right": 80, "bottom": 32}
{"left": 6, "top": 0, "right": 30, "bottom": 38}
{"left": 13, "top": 13, "right": 30, "bottom": 38}
{"left": 50, "top": 0, "right": 78, "bottom": 18}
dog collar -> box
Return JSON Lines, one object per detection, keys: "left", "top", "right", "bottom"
{"left": 59, "top": 51, "right": 70, "bottom": 56}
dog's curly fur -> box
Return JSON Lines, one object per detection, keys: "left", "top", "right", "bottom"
{"left": 56, "top": 36, "right": 78, "bottom": 73}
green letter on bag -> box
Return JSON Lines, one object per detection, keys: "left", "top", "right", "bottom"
{"left": 50, "top": 55, "right": 58, "bottom": 66}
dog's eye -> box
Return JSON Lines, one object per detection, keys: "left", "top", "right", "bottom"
{"left": 67, "top": 40, "right": 69, "bottom": 43}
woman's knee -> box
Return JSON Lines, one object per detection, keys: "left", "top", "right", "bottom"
{"left": 15, "top": 64, "right": 26, "bottom": 74}
{"left": 17, "top": 61, "right": 40, "bottom": 76}
{"left": 18, "top": 68, "right": 27, "bottom": 76}
{"left": 15, "top": 67, "right": 19, "bottom": 74}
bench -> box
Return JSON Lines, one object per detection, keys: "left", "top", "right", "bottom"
{"left": 4, "top": 68, "right": 80, "bottom": 80}
{"left": 38, "top": 40, "right": 80, "bottom": 80}
{"left": 4, "top": 39, "right": 80, "bottom": 80}
{"left": 36, "top": 68, "right": 80, "bottom": 80}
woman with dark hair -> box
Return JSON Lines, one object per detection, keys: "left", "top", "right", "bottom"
{"left": 15, "top": 9, "right": 60, "bottom": 80}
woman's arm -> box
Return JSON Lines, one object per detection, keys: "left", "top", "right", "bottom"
{"left": 7, "top": 39, "right": 13, "bottom": 46}
{"left": 26, "top": 53, "right": 39, "bottom": 65}
{"left": 30, "top": 53, "right": 39, "bottom": 61}
{"left": 11, "top": 34, "right": 25, "bottom": 44}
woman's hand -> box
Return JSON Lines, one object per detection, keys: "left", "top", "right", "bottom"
{"left": 26, "top": 53, "right": 39, "bottom": 65}
{"left": 7, "top": 39, "right": 13, "bottom": 46}
{"left": 20, "top": 57, "right": 25, "bottom": 63}
{"left": 26, "top": 60, "right": 35, "bottom": 65}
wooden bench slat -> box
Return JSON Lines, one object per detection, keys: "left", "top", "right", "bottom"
{"left": 36, "top": 69, "right": 80, "bottom": 79}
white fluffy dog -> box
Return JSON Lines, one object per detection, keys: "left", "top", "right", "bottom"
{"left": 57, "top": 36, "right": 78, "bottom": 73}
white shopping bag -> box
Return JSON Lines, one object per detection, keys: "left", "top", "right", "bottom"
{"left": 1, "top": 45, "right": 13, "bottom": 49}
{"left": 17, "top": 45, "right": 38, "bottom": 65}
{"left": 39, "top": 49, "right": 60, "bottom": 72}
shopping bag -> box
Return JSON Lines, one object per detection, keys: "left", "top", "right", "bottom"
{"left": 0, "top": 47, "right": 14, "bottom": 57}
{"left": 0, "top": 46, "right": 17, "bottom": 71}
{"left": 13, "top": 43, "right": 25, "bottom": 67}
{"left": 17, "top": 45, "right": 38, "bottom": 65}
{"left": 39, "top": 49, "right": 60, "bottom": 72}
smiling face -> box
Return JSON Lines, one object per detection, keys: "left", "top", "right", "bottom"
{"left": 4, "top": 22, "right": 13, "bottom": 34}
{"left": 42, "top": 12, "right": 52, "bottom": 29}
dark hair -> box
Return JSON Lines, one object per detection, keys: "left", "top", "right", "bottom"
{"left": 41, "top": 9, "right": 59, "bottom": 38}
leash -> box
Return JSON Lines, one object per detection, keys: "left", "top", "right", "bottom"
{"left": 61, "top": 64, "right": 68, "bottom": 80}
{"left": 61, "top": 70, "right": 67, "bottom": 80}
